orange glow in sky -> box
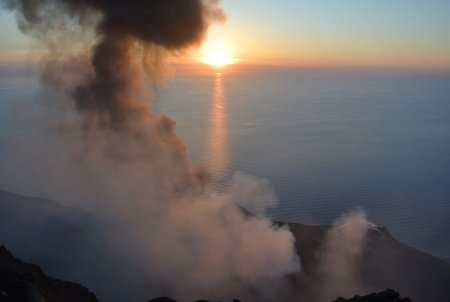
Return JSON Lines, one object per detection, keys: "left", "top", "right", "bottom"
{"left": 1, "top": 1, "right": 450, "bottom": 70}
{"left": 195, "top": 26, "right": 238, "bottom": 69}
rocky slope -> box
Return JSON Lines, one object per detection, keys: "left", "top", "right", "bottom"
{"left": 287, "top": 222, "right": 450, "bottom": 302}
{"left": 0, "top": 245, "right": 98, "bottom": 302}
{"left": 1, "top": 189, "right": 450, "bottom": 302}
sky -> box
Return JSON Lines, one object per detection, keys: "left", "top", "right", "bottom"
{"left": 1, "top": 0, "right": 450, "bottom": 69}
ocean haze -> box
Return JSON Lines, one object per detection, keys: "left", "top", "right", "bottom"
{"left": 1, "top": 62, "right": 450, "bottom": 259}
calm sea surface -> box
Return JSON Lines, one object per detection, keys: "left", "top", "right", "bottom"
{"left": 1, "top": 64, "right": 450, "bottom": 258}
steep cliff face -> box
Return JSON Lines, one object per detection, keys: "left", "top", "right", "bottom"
{"left": 0, "top": 245, "right": 98, "bottom": 302}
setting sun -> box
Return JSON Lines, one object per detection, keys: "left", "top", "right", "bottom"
{"left": 201, "top": 52, "right": 235, "bottom": 68}
{"left": 197, "top": 30, "right": 236, "bottom": 69}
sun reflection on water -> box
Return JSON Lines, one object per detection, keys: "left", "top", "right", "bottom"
{"left": 205, "top": 73, "right": 230, "bottom": 188}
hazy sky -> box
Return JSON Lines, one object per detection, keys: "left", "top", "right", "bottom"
{"left": 1, "top": 0, "right": 450, "bottom": 69}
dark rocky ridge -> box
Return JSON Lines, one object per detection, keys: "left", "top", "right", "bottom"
{"left": 331, "top": 289, "right": 411, "bottom": 302}
{"left": 148, "top": 298, "right": 243, "bottom": 302}
{"left": 147, "top": 290, "right": 412, "bottom": 302}
{"left": 0, "top": 245, "right": 98, "bottom": 302}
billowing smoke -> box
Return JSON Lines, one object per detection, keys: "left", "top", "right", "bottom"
{"left": 2, "top": 0, "right": 227, "bottom": 193}
{"left": 316, "top": 210, "right": 374, "bottom": 302}
{"left": 0, "top": 0, "right": 300, "bottom": 301}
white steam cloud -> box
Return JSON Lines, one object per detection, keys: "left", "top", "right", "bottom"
{"left": 316, "top": 209, "right": 375, "bottom": 302}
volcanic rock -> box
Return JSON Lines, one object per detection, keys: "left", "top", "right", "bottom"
{"left": 2, "top": 189, "right": 450, "bottom": 302}
{"left": 287, "top": 222, "right": 450, "bottom": 302}
{"left": 0, "top": 245, "right": 98, "bottom": 302}
{"left": 331, "top": 289, "right": 411, "bottom": 302}
{"left": 148, "top": 298, "right": 179, "bottom": 302}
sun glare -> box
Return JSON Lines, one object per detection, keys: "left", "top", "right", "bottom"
{"left": 198, "top": 36, "right": 237, "bottom": 69}
{"left": 201, "top": 52, "right": 235, "bottom": 68}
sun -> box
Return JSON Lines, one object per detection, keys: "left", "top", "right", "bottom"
{"left": 198, "top": 36, "right": 237, "bottom": 69}
{"left": 201, "top": 52, "right": 235, "bottom": 68}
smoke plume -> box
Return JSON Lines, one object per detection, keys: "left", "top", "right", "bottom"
{"left": 0, "top": 0, "right": 300, "bottom": 301}
{"left": 316, "top": 210, "right": 374, "bottom": 302}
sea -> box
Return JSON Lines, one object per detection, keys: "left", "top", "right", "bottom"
{"left": 1, "top": 62, "right": 450, "bottom": 259}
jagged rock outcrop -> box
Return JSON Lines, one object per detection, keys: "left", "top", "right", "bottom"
{"left": 0, "top": 245, "right": 98, "bottom": 302}
{"left": 332, "top": 289, "right": 411, "bottom": 302}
